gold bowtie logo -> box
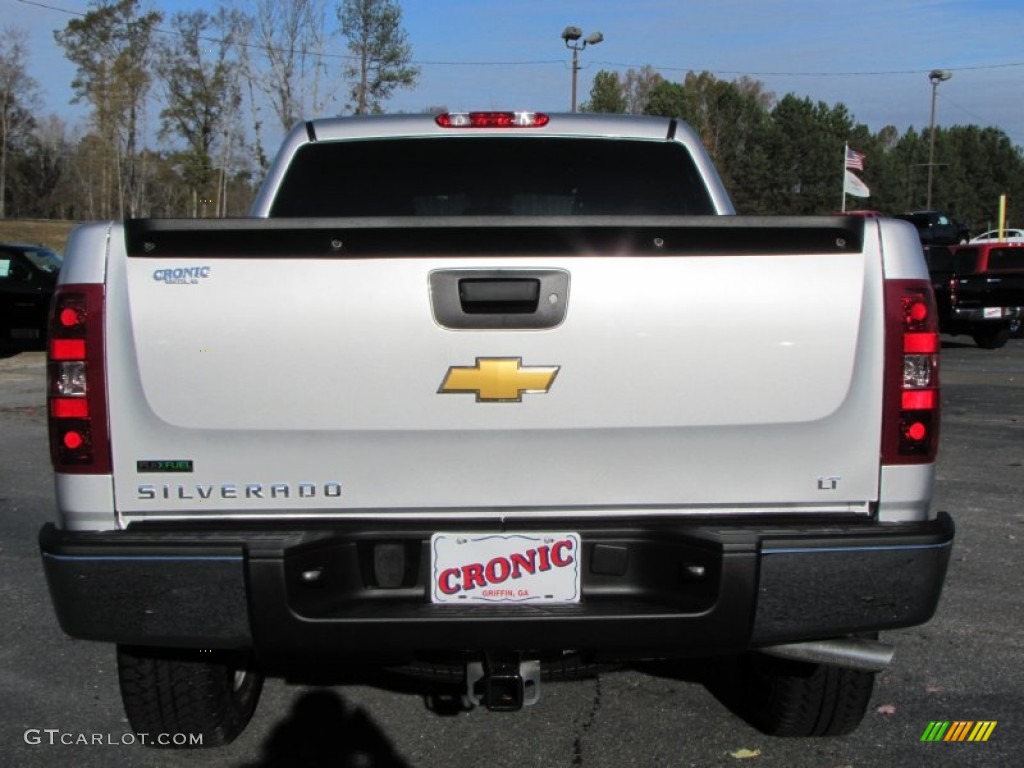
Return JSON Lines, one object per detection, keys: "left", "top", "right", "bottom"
{"left": 439, "top": 358, "right": 560, "bottom": 402}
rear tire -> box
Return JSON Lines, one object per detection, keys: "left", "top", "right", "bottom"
{"left": 732, "top": 655, "right": 875, "bottom": 737}
{"left": 117, "top": 646, "right": 264, "bottom": 748}
{"left": 972, "top": 327, "right": 1010, "bottom": 349}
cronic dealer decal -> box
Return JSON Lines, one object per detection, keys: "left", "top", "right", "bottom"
{"left": 152, "top": 266, "right": 211, "bottom": 285}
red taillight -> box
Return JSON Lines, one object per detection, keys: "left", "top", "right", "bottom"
{"left": 51, "top": 398, "right": 90, "bottom": 418}
{"left": 882, "top": 280, "right": 940, "bottom": 464}
{"left": 435, "top": 111, "right": 550, "bottom": 128}
{"left": 904, "top": 333, "right": 939, "bottom": 354}
{"left": 48, "top": 284, "right": 110, "bottom": 474}
{"left": 59, "top": 305, "right": 85, "bottom": 328}
{"left": 50, "top": 338, "right": 87, "bottom": 360}
{"left": 902, "top": 390, "right": 937, "bottom": 410}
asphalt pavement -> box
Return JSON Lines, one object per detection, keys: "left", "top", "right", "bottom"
{"left": 1, "top": 339, "right": 1021, "bottom": 767}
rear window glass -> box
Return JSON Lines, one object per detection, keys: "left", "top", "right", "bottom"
{"left": 987, "top": 248, "right": 1024, "bottom": 270}
{"left": 924, "top": 247, "right": 955, "bottom": 271}
{"left": 896, "top": 214, "right": 928, "bottom": 227}
{"left": 18, "top": 247, "right": 62, "bottom": 273}
{"left": 269, "top": 137, "right": 715, "bottom": 217}
{"left": 950, "top": 247, "right": 980, "bottom": 273}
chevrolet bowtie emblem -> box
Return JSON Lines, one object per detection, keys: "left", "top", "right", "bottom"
{"left": 439, "top": 358, "right": 560, "bottom": 402}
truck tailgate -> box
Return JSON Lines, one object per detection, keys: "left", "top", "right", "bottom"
{"left": 954, "top": 272, "right": 1024, "bottom": 309}
{"left": 106, "top": 219, "right": 884, "bottom": 520}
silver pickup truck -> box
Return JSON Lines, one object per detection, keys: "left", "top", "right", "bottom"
{"left": 39, "top": 111, "right": 953, "bottom": 746}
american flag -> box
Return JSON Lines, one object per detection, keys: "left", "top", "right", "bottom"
{"left": 845, "top": 147, "right": 866, "bottom": 171}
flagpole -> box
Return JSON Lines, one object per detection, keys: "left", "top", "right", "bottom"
{"left": 841, "top": 143, "right": 848, "bottom": 212}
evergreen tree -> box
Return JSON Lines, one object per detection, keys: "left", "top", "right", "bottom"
{"left": 339, "top": 0, "right": 419, "bottom": 115}
{"left": 581, "top": 71, "right": 627, "bottom": 114}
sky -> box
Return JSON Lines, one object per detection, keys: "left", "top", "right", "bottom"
{"left": 7, "top": 0, "right": 1024, "bottom": 153}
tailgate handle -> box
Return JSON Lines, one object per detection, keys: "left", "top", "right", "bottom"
{"left": 459, "top": 278, "right": 540, "bottom": 314}
{"left": 430, "top": 269, "right": 570, "bottom": 330}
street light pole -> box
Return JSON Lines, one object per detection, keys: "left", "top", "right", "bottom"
{"left": 926, "top": 69, "right": 952, "bottom": 210}
{"left": 561, "top": 27, "right": 603, "bottom": 113}
{"left": 570, "top": 44, "right": 579, "bottom": 113}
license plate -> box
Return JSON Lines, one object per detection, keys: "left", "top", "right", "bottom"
{"left": 430, "top": 532, "right": 581, "bottom": 604}
{"left": 983, "top": 307, "right": 1004, "bottom": 318}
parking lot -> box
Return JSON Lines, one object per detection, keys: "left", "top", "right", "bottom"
{"left": 1, "top": 340, "right": 1021, "bottom": 767}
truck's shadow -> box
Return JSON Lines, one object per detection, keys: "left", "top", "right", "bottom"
{"left": 241, "top": 661, "right": 726, "bottom": 768}
{"left": 240, "top": 660, "right": 766, "bottom": 766}
{"left": 635, "top": 657, "right": 754, "bottom": 729}
{"left": 242, "top": 688, "right": 411, "bottom": 768}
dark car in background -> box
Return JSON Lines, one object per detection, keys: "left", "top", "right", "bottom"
{"left": 0, "top": 243, "right": 62, "bottom": 348}
{"left": 896, "top": 211, "right": 970, "bottom": 247}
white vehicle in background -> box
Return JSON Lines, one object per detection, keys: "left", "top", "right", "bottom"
{"left": 969, "top": 228, "right": 1024, "bottom": 244}
{"left": 38, "top": 111, "right": 954, "bottom": 748}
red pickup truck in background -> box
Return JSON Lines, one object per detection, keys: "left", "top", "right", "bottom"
{"left": 925, "top": 242, "right": 1024, "bottom": 348}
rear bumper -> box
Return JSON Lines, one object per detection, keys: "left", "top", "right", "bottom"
{"left": 39, "top": 513, "right": 954, "bottom": 662}
{"left": 952, "top": 306, "right": 1023, "bottom": 322}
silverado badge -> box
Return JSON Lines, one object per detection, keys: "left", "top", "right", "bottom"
{"left": 439, "top": 358, "right": 559, "bottom": 402}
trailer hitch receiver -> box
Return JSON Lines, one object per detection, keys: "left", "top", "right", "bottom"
{"left": 467, "top": 653, "right": 541, "bottom": 711}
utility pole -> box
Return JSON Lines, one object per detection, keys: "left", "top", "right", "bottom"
{"left": 561, "top": 27, "right": 604, "bottom": 113}
{"left": 926, "top": 69, "right": 952, "bottom": 210}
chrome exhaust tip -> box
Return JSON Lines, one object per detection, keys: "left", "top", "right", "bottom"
{"left": 759, "top": 638, "right": 895, "bottom": 672}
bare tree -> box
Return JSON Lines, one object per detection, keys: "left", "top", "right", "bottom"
{"left": 0, "top": 26, "right": 40, "bottom": 219}
{"left": 247, "top": 0, "right": 333, "bottom": 132}
{"left": 155, "top": 9, "right": 244, "bottom": 217}
{"left": 623, "top": 66, "right": 664, "bottom": 115}
{"left": 339, "top": 0, "right": 418, "bottom": 115}
{"left": 16, "top": 115, "right": 72, "bottom": 219}
{"left": 54, "top": 0, "right": 161, "bottom": 218}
